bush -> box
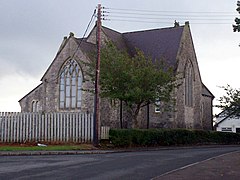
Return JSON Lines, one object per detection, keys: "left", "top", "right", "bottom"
{"left": 109, "top": 129, "right": 240, "bottom": 148}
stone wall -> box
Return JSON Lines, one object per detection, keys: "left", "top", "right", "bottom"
{"left": 19, "top": 84, "right": 43, "bottom": 112}
{"left": 175, "top": 23, "right": 203, "bottom": 129}
{"left": 202, "top": 95, "right": 213, "bottom": 130}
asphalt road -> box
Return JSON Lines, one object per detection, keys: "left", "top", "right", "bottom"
{"left": 0, "top": 146, "right": 240, "bottom": 180}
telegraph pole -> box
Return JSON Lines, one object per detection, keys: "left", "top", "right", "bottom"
{"left": 93, "top": 4, "right": 101, "bottom": 146}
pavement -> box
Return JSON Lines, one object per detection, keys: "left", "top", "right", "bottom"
{"left": 154, "top": 150, "right": 240, "bottom": 180}
{"left": 0, "top": 146, "right": 240, "bottom": 179}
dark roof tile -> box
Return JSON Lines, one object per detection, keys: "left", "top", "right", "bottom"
{"left": 101, "top": 26, "right": 128, "bottom": 50}
{"left": 122, "top": 26, "right": 184, "bottom": 68}
{"left": 75, "top": 38, "right": 96, "bottom": 54}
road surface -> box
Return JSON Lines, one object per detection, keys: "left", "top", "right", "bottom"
{"left": 0, "top": 146, "right": 240, "bottom": 180}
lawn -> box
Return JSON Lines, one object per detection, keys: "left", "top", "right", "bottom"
{"left": 0, "top": 144, "right": 95, "bottom": 151}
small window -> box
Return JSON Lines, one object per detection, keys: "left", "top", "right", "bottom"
{"left": 155, "top": 99, "right": 161, "bottom": 113}
{"left": 32, "top": 101, "right": 36, "bottom": 112}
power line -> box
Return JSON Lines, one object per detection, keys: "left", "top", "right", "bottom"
{"left": 103, "top": 6, "right": 235, "bottom": 25}
{"left": 46, "top": 9, "right": 97, "bottom": 83}
{"left": 105, "top": 7, "right": 236, "bottom": 15}
{"left": 72, "top": 9, "right": 97, "bottom": 57}
{"left": 107, "top": 18, "right": 231, "bottom": 25}
{"left": 105, "top": 11, "right": 235, "bottom": 17}
{"left": 107, "top": 15, "right": 233, "bottom": 21}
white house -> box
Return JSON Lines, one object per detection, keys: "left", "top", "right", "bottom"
{"left": 215, "top": 111, "right": 240, "bottom": 133}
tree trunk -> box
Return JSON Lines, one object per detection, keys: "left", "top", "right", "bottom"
{"left": 120, "top": 100, "right": 123, "bottom": 129}
{"left": 131, "top": 106, "right": 140, "bottom": 128}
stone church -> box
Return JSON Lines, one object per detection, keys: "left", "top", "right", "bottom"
{"left": 19, "top": 22, "right": 214, "bottom": 130}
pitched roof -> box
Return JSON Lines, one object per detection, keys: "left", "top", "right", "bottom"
{"left": 122, "top": 26, "right": 184, "bottom": 68}
{"left": 202, "top": 83, "right": 215, "bottom": 98}
{"left": 18, "top": 83, "right": 43, "bottom": 102}
{"left": 102, "top": 26, "right": 127, "bottom": 50}
{"left": 75, "top": 38, "right": 96, "bottom": 54}
{"left": 214, "top": 110, "right": 237, "bottom": 127}
{"left": 100, "top": 26, "right": 184, "bottom": 68}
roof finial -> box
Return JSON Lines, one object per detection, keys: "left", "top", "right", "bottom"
{"left": 69, "top": 32, "right": 74, "bottom": 37}
{"left": 174, "top": 20, "right": 180, "bottom": 27}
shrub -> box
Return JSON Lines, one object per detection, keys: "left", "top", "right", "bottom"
{"left": 109, "top": 128, "right": 240, "bottom": 148}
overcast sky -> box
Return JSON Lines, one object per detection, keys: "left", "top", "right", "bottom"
{"left": 0, "top": 0, "right": 239, "bottom": 114}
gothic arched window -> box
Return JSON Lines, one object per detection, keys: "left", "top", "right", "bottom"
{"left": 59, "top": 59, "right": 82, "bottom": 109}
{"left": 185, "top": 62, "right": 193, "bottom": 107}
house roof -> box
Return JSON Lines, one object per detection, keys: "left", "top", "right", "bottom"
{"left": 214, "top": 110, "right": 237, "bottom": 127}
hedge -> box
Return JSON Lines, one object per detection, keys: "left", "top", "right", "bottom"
{"left": 109, "top": 129, "right": 240, "bottom": 147}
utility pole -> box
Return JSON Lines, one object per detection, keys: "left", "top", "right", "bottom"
{"left": 93, "top": 4, "right": 101, "bottom": 146}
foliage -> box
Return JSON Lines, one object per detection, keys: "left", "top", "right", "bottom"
{"left": 233, "top": 1, "right": 240, "bottom": 32}
{"left": 109, "top": 129, "right": 240, "bottom": 147}
{"left": 87, "top": 42, "right": 177, "bottom": 127}
{"left": 216, "top": 85, "right": 240, "bottom": 117}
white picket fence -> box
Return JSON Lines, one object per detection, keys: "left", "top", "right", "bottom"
{"left": 0, "top": 112, "right": 96, "bottom": 143}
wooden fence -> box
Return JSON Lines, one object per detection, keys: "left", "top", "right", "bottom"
{"left": 0, "top": 112, "right": 97, "bottom": 143}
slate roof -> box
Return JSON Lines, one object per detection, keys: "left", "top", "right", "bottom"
{"left": 102, "top": 26, "right": 128, "bottom": 50}
{"left": 75, "top": 38, "right": 96, "bottom": 55}
{"left": 122, "top": 26, "right": 184, "bottom": 68}
{"left": 74, "top": 25, "right": 185, "bottom": 67}
{"left": 100, "top": 26, "right": 184, "bottom": 68}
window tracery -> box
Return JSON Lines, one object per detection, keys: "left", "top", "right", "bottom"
{"left": 59, "top": 59, "right": 82, "bottom": 109}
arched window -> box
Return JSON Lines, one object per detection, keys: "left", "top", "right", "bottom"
{"left": 185, "top": 62, "right": 193, "bottom": 107}
{"left": 32, "top": 101, "right": 36, "bottom": 112}
{"left": 59, "top": 59, "right": 82, "bottom": 109}
{"left": 32, "top": 100, "right": 39, "bottom": 112}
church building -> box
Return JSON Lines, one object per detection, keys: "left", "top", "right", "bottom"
{"left": 19, "top": 22, "right": 214, "bottom": 130}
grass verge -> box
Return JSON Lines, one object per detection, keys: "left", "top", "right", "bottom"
{"left": 0, "top": 144, "right": 95, "bottom": 151}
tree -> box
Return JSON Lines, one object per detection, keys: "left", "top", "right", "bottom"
{"left": 233, "top": 1, "right": 240, "bottom": 32}
{"left": 216, "top": 85, "right": 240, "bottom": 117}
{"left": 88, "top": 42, "right": 177, "bottom": 128}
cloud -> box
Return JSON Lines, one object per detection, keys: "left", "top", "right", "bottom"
{"left": 0, "top": 0, "right": 98, "bottom": 79}
{"left": 0, "top": 0, "right": 239, "bottom": 113}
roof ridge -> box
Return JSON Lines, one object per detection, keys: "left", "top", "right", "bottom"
{"left": 102, "top": 26, "right": 122, "bottom": 35}
{"left": 123, "top": 25, "right": 185, "bottom": 35}
{"left": 74, "top": 37, "right": 95, "bottom": 46}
